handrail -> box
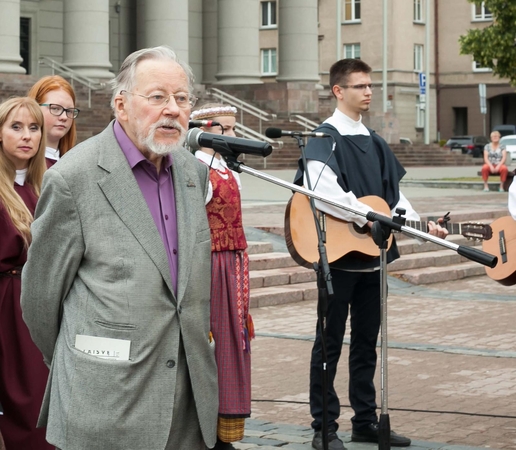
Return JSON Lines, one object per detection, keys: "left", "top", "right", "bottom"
{"left": 38, "top": 56, "right": 108, "bottom": 108}
{"left": 208, "top": 87, "right": 276, "bottom": 135}
{"left": 289, "top": 114, "right": 319, "bottom": 131}
{"left": 236, "top": 123, "right": 283, "bottom": 149}
{"left": 234, "top": 122, "right": 283, "bottom": 170}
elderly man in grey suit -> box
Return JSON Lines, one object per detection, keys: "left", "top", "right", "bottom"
{"left": 21, "top": 46, "right": 218, "bottom": 450}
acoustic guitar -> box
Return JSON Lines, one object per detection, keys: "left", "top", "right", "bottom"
{"left": 284, "top": 192, "right": 492, "bottom": 269}
{"left": 482, "top": 216, "right": 516, "bottom": 286}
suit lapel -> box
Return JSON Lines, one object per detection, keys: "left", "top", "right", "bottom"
{"left": 96, "top": 127, "right": 177, "bottom": 303}
{"left": 172, "top": 150, "right": 196, "bottom": 304}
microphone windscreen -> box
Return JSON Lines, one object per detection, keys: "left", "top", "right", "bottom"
{"left": 265, "top": 127, "right": 282, "bottom": 139}
{"left": 186, "top": 128, "right": 202, "bottom": 150}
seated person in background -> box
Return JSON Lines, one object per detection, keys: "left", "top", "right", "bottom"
{"left": 481, "top": 130, "right": 508, "bottom": 192}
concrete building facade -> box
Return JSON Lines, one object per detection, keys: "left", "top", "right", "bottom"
{"left": 0, "top": 0, "right": 513, "bottom": 144}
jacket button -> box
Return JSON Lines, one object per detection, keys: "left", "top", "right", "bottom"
{"left": 177, "top": 305, "right": 182, "bottom": 314}
{"left": 166, "top": 360, "right": 175, "bottom": 368}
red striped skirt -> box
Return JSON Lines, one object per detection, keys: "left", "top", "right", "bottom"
{"left": 210, "top": 250, "right": 252, "bottom": 417}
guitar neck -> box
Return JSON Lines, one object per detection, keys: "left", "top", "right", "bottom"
{"left": 404, "top": 220, "right": 462, "bottom": 235}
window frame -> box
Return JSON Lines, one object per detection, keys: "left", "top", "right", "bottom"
{"left": 414, "top": 44, "right": 424, "bottom": 72}
{"left": 261, "top": 48, "right": 277, "bottom": 75}
{"left": 413, "top": 0, "right": 424, "bottom": 23}
{"left": 343, "top": 43, "right": 361, "bottom": 59}
{"left": 261, "top": 1, "right": 277, "bottom": 29}
{"left": 472, "top": 2, "right": 493, "bottom": 21}
{"left": 472, "top": 61, "right": 492, "bottom": 73}
{"left": 415, "top": 95, "right": 425, "bottom": 129}
{"left": 343, "top": 0, "right": 361, "bottom": 23}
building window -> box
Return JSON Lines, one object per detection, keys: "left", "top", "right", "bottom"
{"left": 344, "top": 0, "right": 361, "bottom": 22}
{"left": 473, "top": 2, "right": 492, "bottom": 20}
{"left": 261, "top": 1, "right": 277, "bottom": 28}
{"left": 261, "top": 48, "right": 277, "bottom": 75}
{"left": 344, "top": 43, "right": 361, "bottom": 59}
{"left": 20, "top": 17, "right": 30, "bottom": 74}
{"left": 416, "top": 95, "right": 425, "bottom": 129}
{"left": 414, "top": 44, "right": 423, "bottom": 72}
{"left": 414, "top": 0, "right": 423, "bottom": 22}
{"left": 473, "top": 61, "right": 492, "bottom": 72}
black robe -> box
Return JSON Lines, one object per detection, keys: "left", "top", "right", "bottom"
{"left": 294, "top": 123, "right": 406, "bottom": 270}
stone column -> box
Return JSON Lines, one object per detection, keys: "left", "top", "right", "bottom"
{"left": 202, "top": 0, "right": 218, "bottom": 84}
{"left": 0, "top": 0, "right": 25, "bottom": 73}
{"left": 216, "top": 0, "right": 262, "bottom": 85}
{"left": 63, "top": 0, "right": 113, "bottom": 79}
{"left": 189, "top": 0, "right": 203, "bottom": 83}
{"left": 276, "top": 0, "right": 319, "bottom": 82}
{"left": 138, "top": 0, "right": 189, "bottom": 64}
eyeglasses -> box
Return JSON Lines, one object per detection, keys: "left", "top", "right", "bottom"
{"left": 39, "top": 103, "right": 80, "bottom": 119}
{"left": 339, "top": 84, "right": 374, "bottom": 91}
{"left": 120, "top": 90, "right": 198, "bottom": 109}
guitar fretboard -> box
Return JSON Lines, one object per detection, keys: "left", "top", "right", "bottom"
{"left": 404, "top": 220, "right": 463, "bottom": 235}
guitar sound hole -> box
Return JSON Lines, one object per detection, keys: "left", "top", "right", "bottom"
{"left": 353, "top": 222, "right": 370, "bottom": 235}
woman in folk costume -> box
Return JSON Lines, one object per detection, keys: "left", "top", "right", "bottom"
{"left": 191, "top": 103, "right": 254, "bottom": 450}
{"left": 0, "top": 97, "right": 51, "bottom": 449}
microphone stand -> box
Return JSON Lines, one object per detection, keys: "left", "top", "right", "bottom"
{"left": 293, "top": 134, "right": 333, "bottom": 450}
{"left": 212, "top": 141, "right": 498, "bottom": 450}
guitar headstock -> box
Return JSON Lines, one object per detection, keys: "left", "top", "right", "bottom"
{"left": 461, "top": 223, "right": 493, "bottom": 241}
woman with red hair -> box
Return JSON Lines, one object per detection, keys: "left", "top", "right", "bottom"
{"left": 28, "top": 75, "right": 80, "bottom": 168}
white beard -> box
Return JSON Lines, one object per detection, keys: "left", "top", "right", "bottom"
{"left": 138, "top": 119, "right": 186, "bottom": 156}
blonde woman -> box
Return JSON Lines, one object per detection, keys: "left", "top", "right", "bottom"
{"left": 191, "top": 103, "right": 253, "bottom": 450}
{"left": 0, "top": 97, "right": 52, "bottom": 449}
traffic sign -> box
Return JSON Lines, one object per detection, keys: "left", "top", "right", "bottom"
{"left": 419, "top": 72, "right": 426, "bottom": 95}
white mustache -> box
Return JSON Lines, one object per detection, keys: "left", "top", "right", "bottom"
{"left": 153, "top": 120, "right": 185, "bottom": 134}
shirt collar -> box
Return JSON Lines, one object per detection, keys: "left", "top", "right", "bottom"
{"left": 194, "top": 150, "right": 228, "bottom": 170}
{"left": 114, "top": 120, "right": 172, "bottom": 170}
{"left": 15, "top": 168, "right": 27, "bottom": 186}
{"left": 45, "top": 147, "right": 60, "bottom": 161}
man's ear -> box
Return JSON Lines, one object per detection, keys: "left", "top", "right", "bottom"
{"left": 114, "top": 95, "right": 128, "bottom": 122}
{"left": 332, "top": 84, "right": 343, "bottom": 100}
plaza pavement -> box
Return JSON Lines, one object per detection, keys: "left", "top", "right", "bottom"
{"left": 235, "top": 166, "right": 516, "bottom": 450}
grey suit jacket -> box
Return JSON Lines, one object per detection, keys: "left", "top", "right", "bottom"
{"left": 21, "top": 122, "right": 218, "bottom": 450}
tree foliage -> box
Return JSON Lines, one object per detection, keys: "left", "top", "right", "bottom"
{"left": 459, "top": 0, "right": 516, "bottom": 86}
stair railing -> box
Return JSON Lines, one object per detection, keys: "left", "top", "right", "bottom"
{"left": 38, "top": 56, "right": 108, "bottom": 108}
{"left": 234, "top": 122, "right": 284, "bottom": 170}
{"left": 207, "top": 87, "right": 277, "bottom": 135}
{"left": 289, "top": 114, "right": 319, "bottom": 131}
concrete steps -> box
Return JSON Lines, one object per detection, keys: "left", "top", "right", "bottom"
{"left": 246, "top": 214, "right": 497, "bottom": 307}
{"left": 247, "top": 241, "right": 317, "bottom": 308}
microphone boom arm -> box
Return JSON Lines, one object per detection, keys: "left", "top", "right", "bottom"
{"left": 227, "top": 161, "right": 497, "bottom": 269}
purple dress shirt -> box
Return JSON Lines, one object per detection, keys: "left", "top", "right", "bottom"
{"left": 113, "top": 120, "right": 179, "bottom": 295}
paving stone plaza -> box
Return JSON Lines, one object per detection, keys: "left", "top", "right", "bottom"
{"left": 236, "top": 166, "right": 516, "bottom": 450}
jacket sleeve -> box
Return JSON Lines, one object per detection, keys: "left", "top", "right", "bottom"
{"left": 21, "top": 168, "right": 85, "bottom": 365}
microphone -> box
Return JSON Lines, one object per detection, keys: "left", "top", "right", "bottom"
{"left": 186, "top": 128, "right": 273, "bottom": 158}
{"left": 189, "top": 120, "right": 221, "bottom": 129}
{"left": 265, "top": 127, "right": 331, "bottom": 138}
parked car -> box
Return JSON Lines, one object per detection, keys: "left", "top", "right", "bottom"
{"left": 443, "top": 135, "right": 489, "bottom": 158}
{"left": 493, "top": 124, "right": 516, "bottom": 137}
{"left": 500, "top": 134, "right": 516, "bottom": 165}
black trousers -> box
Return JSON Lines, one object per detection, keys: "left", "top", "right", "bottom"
{"left": 309, "top": 269, "right": 381, "bottom": 432}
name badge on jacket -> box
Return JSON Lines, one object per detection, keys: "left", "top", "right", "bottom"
{"left": 75, "top": 335, "right": 131, "bottom": 361}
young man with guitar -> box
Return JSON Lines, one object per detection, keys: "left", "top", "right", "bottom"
{"left": 293, "top": 58, "right": 448, "bottom": 450}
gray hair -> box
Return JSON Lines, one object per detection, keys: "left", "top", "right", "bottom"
{"left": 109, "top": 45, "right": 195, "bottom": 111}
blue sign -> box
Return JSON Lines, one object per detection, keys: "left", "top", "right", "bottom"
{"left": 419, "top": 72, "right": 426, "bottom": 95}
